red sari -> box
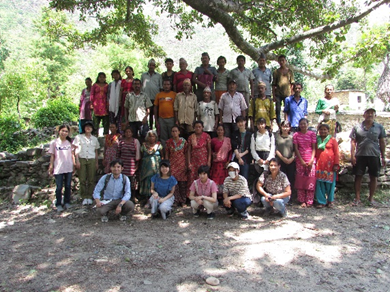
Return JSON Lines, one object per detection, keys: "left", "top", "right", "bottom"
{"left": 166, "top": 138, "right": 188, "bottom": 182}
{"left": 210, "top": 137, "right": 232, "bottom": 185}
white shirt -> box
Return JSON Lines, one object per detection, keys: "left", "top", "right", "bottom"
{"left": 73, "top": 134, "right": 100, "bottom": 159}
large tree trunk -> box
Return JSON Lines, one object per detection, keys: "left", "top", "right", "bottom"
{"left": 377, "top": 53, "right": 390, "bottom": 106}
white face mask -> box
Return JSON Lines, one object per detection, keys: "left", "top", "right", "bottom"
{"left": 228, "top": 171, "right": 237, "bottom": 179}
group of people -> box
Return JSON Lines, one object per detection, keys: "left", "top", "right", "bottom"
{"left": 48, "top": 52, "right": 386, "bottom": 221}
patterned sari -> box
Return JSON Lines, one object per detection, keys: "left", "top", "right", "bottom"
{"left": 139, "top": 142, "right": 163, "bottom": 199}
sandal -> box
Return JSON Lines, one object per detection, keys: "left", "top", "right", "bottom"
{"left": 316, "top": 204, "right": 325, "bottom": 209}
{"left": 351, "top": 199, "right": 361, "bottom": 206}
{"left": 368, "top": 200, "right": 380, "bottom": 207}
{"left": 326, "top": 202, "right": 334, "bottom": 208}
{"left": 300, "top": 203, "right": 307, "bottom": 208}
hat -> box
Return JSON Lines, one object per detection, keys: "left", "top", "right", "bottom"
{"left": 228, "top": 79, "right": 237, "bottom": 85}
{"left": 257, "top": 81, "right": 266, "bottom": 87}
{"left": 203, "top": 86, "right": 211, "bottom": 92}
{"left": 82, "top": 121, "right": 94, "bottom": 132}
{"left": 160, "top": 159, "right": 170, "bottom": 167}
{"left": 227, "top": 162, "right": 240, "bottom": 170}
{"left": 364, "top": 107, "right": 376, "bottom": 113}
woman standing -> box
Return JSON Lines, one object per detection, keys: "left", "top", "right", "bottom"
{"left": 103, "top": 123, "right": 121, "bottom": 174}
{"left": 119, "top": 66, "right": 134, "bottom": 132}
{"left": 231, "top": 116, "right": 252, "bottom": 179}
{"left": 315, "top": 124, "right": 339, "bottom": 208}
{"left": 187, "top": 121, "right": 211, "bottom": 194}
{"left": 165, "top": 125, "right": 188, "bottom": 206}
{"left": 79, "top": 77, "right": 92, "bottom": 133}
{"left": 214, "top": 56, "right": 229, "bottom": 104}
{"left": 90, "top": 72, "right": 109, "bottom": 136}
{"left": 139, "top": 130, "right": 163, "bottom": 206}
{"left": 275, "top": 120, "right": 295, "bottom": 200}
{"left": 315, "top": 84, "right": 340, "bottom": 136}
{"left": 250, "top": 118, "right": 275, "bottom": 174}
{"left": 117, "top": 127, "right": 141, "bottom": 199}
{"left": 48, "top": 124, "right": 75, "bottom": 212}
{"left": 293, "top": 118, "right": 316, "bottom": 207}
{"left": 73, "top": 121, "right": 100, "bottom": 205}
{"left": 210, "top": 125, "right": 232, "bottom": 198}
{"left": 150, "top": 160, "right": 177, "bottom": 220}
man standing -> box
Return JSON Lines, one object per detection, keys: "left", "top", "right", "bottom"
{"left": 161, "top": 58, "right": 176, "bottom": 91}
{"left": 124, "top": 78, "right": 153, "bottom": 139}
{"left": 218, "top": 80, "right": 247, "bottom": 138}
{"left": 283, "top": 83, "right": 308, "bottom": 132}
{"left": 248, "top": 81, "right": 276, "bottom": 132}
{"left": 198, "top": 86, "right": 219, "bottom": 137}
{"left": 174, "top": 78, "right": 198, "bottom": 139}
{"left": 272, "top": 55, "right": 294, "bottom": 126}
{"left": 228, "top": 55, "right": 255, "bottom": 107}
{"left": 141, "top": 59, "right": 162, "bottom": 129}
{"left": 93, "top": 159, "right": 135, "bottom": 223}
{"left": 193, "top": 52, "right": 218, "bottom": 102}
{"left": 252, "top": 53, "right": 272, "bottom": 99}
{"left": 154, "top": 79, "right": 176, "bottom": 146}
{"left": 350, "top": 108, "right": 386, "bottom": 206}
{"left": 223, "top": 162, "right": 252, "bottom": 220}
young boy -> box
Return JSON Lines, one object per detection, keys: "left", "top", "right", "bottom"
{"left": 198, "top": 86, "right": 219, "bottom": 138}
{"left": 188, "top": 165, "right": 219, "bottom": 219}
{"left": 162, "top": 58, "right": 176, "bottom": 91}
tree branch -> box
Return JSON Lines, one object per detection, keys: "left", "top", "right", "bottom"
{"left": 261, "top": 0, "right": 390, "bottom": 52}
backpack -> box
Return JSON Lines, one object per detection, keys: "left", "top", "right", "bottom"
{"left": 100, "top": 174, "right": 129, "bottom": 198}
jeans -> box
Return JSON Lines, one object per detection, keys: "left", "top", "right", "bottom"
{"left": 149, "top": 196, "right": 174, "bottom": 219}
{"left": 226, "top": 196, "right": 252, "bottom": 213}
{"left": 261, "top": 196, "right": 290, "bottom": 216}
{"left": 54, "top": 172, "right": 72, "bottom": 206}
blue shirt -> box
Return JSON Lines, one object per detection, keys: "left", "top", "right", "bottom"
{"left": 283, "top": 95, "right": 308, "bottom": 127}
{"left": 93, "top": 174, "right": 131, "bottom": 201}
{"left": 151, "top": 175, "right": 177, "bottom": 198}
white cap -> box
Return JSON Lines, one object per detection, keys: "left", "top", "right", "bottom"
{"left": 227, "top": 162, "right": 240, "bottom": 170}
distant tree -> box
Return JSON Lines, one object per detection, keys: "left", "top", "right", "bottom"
{"left": 0, "top": 35, "right": 9, "bottom": 70}
{"left": 49, "top": 0, "right": 390, "bottom": 78}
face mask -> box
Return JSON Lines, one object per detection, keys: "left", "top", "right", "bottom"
{"left": 228, "top": 171, "right": 237, "bottom": 179}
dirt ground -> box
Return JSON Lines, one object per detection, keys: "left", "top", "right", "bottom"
{"left": 0, "top": 195, "right": 389, "bottom": 292}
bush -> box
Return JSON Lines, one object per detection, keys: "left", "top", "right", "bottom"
{"left": 32, "top": 97, "right": 79, "bottom": 128}
{"left": 0, "top": 115, "right": 27, "bottom": 152}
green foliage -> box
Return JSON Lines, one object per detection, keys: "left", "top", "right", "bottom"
{"left": 0, "top": 114, "right": 27, "bottom": 152}
{"left": 31, "top": 97, "right": 78, "bottom": 128}
{"left": 0, "top": 35, "right": 9, "bottom": 70}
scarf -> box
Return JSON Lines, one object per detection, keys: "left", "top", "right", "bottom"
{"left": 317, "top": 135, "right": 332, "bottom": 150}
{"left": 109, "top": 80, "right": 121, "bottom": 116}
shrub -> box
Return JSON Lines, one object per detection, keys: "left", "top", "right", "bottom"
{"left": 0, "top": 115, "right": 27, "bottom": 152}
{"left": 32, "top": 97, "right": 79, "bottom": 128}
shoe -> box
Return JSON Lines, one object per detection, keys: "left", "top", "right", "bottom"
{"left": 120, "top": 216, "right": 127, "bottom": 221}
{"left": 64, "top": 203, "right": 72, "bottom": 210}
{"left": 207, "top": 212, "right": 215, "bottom": 220}
{"left": 193, "top": 210, "right": 200, "bottom": 218}
{"left": 281, "top": 209, "right": 288, "bottom": 218}
{"left": 166, "top": 210, "right": 171, "bottom": 219}
{"left": 101, "top": 216, "right": 109, "bottom": 223}
{"left": 240, "top": 211, "right": 249, "bottom": 220}
{"left": 152, "top": 212, "right": 159, "bottom": 219}
{"left": 56, "top": 205, "right": 64, "bottom": 213}
{"left": 82, "top": 199, "right": 89, "bottom": 205}
{"left": 226, "top": 209, "right": 235, "bottom": 217}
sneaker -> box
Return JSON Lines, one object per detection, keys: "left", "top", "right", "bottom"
{"left": 240, "top": 211, "right": 249, "bottom": 220}
{"left": 82, "top": 199, "right": 89, "bottom": 206}
{"left": 56, "top": 205, "right": 64, "bottom": 213}
{"left": 101, "top": 216, "right": 109, "bottom": 223}
{"left": 280, "top": 209, "right": 288, "bottom": 218}
{"left": 64, "top": 203, "right": 72, "bottom": 210}
{"left": 226, "top": 209, "right": 235, "bottom": 217}
{"left": 120, "top": 216, "right": 127, "bottom": 221}
{"left": 207, "top": 212, "right": 215, "bottom": 220}
{"left": 193, "top": 210, "right": 200, "bottom": 218}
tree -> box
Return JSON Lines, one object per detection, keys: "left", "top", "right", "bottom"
{"left": 49, "top": 0, "right": 390, "bottom": 78}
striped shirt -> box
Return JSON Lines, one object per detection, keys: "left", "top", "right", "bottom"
{"left": 222, "top": 175, "right": 251, "bottom": 198}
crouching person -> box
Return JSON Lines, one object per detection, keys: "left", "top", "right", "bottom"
{"left": 150, "top": 160, "right": 177, "bottom": 220}
{"left": 223, "top": 162, "right": 252, "bottom": 220}
{"left": 257, "top": 158, "right": 291, "bottom": 218}
{"left": 189, "top": 165, "right": 219, "bottom": 219}
{"left": 93, "top": 159, "right": 134, "bottom": 222}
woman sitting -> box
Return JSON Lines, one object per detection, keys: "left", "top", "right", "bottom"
{"left": 257, "top": 158, "right": 291, "bottom": 218}
{"left": 150, "top": 160, "right": 177, "bottom": 220}
{"left": 189, "top": 165, "right": 219, "bottom": 220}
